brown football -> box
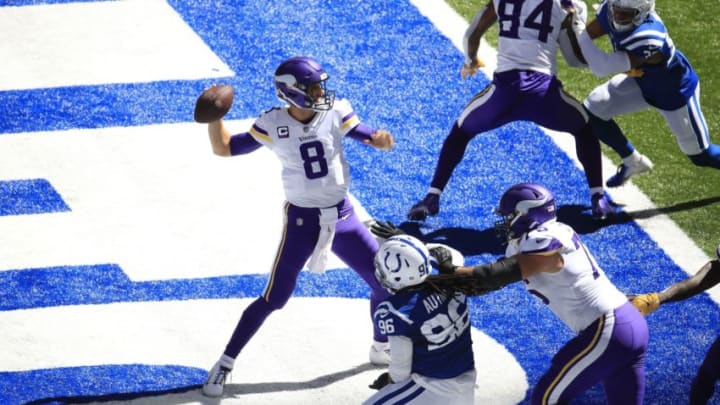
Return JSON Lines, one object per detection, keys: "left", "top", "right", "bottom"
{"left": 193, "top": 84, "right": 234, "bottom": 123}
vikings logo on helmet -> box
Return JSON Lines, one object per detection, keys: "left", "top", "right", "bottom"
{"left": 495, "top": 183, "right": 557, "bottom": 242}
{"left": 274, "top": 56, "right": 336, "bottom": 111}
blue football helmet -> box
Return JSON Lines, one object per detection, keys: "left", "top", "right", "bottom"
{"left": 274, "top": 56, "right": 335, "bottom": 111}
{"left": 608, "top": 0, "right": 654, "bottom": 32}
{"left": 495, "top": 183, "right": 557, "bottom": 241}
{"left": 374, "top": 235, "right": 430, "bottom": 293}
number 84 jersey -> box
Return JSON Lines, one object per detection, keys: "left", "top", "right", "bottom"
{"left": 248, "top": 98, "right": 360, "bottom": 208}
{"left": 493, "top": 0, "right": 571, "bottom": 75}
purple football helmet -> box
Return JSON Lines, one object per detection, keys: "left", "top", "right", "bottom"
{"left": 495, "top": 183, "right": 557, "bottom": 241}
{"left": 274, "top": 56, "right": 335, "bottom": 111}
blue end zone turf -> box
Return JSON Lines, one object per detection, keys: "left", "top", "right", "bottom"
{"left": 0, "top": 0, "right": 717, "bottom": 403}
{"left": 2, "top": 365, "right": 204, "bottom": 405}
{"left": 0, "top": 179, "right": 69, "bottom": 216}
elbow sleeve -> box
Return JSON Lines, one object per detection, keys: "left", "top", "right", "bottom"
{"left": 578, "top": 31, "right": 631, "bottom": 77}
{"left": 471, "top": 256, "right": 523, "bottom": 290}
{"left": 229, "top": 132, "right": 263, "bottom": 155}
{"left": 346, "top": 122, "right": 374, "bottom": 142}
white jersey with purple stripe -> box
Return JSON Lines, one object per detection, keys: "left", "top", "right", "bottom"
{"left": 492, "top": 0, "right": 570, "bottom": 75}
{"left": 248, "top": 98, "right": 360, "bottom": 208}
{"left": 596, "top": 1, "right": 698, "bottom": 110}
{"left": 506, "top": 221, "right": 627, "bottom": 333}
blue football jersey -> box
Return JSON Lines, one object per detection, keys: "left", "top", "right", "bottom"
{"left": 373, "top": 290, "right": 474, "bottom": 379}
{"left": 596, "top": 1, "right": 698, "bottom": 110}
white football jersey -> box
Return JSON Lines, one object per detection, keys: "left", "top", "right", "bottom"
{"left": 492, "top": 0, "right": 570, "bottom": 75}
{"left": 506, "top": 221, "right": 628, "bottom": 333}
{"left": 248, "top": 98, "right": 360, "bottom": 208}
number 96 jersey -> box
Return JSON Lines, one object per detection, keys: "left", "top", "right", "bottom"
{"left": 248, "top": 98, "right": 360, "bottom": 208}
{"left": 373, "top": 291, "right": 475, "bottom": 379}
{"left": 493, "top": 0, "right": 571, "bottom": 75}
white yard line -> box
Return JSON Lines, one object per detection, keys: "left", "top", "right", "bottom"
{"left": 413, "top": 0, "right": 718, "bottom": 304}
{"left": 0, "top": 0, "right": 233, "bottom": 90}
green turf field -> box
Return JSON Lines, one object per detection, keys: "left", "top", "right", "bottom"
{"left": 446, "top": 0, "right": 720, "bottom": 258}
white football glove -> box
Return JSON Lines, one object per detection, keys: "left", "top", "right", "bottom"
{"left": 562, "top": 0, "right": 587, "bottom": 36}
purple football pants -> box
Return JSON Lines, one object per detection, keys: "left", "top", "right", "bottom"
{"left": 531, "top": 302, "right": 649, "bottom": 405}
{"left": 430, "top": 70, "right": 603, "bottom": 192}
{"left": 690, "top": 335, "right": 720, "bottom": 404}
{"left": 222, "top": 196, "right": 389, "bottom": 359}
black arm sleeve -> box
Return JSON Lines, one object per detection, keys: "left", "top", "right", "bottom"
{"left": 470, "top": 256, "right": 523, "bottom": 290}
{"left": 663, "top": 259, "right": 720, "bottom": 303}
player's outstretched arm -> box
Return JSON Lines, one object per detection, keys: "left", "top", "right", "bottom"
{"left": 660, "top": 259, "right": 720, "bottom": 304}
{"left": 425, "top": 247, "right": 523, "bottom": 295}
{"left": 577, "top": 19, "right": 632, "bottom": 77}
{"left": 632, "top": 245, "right": 720, "bottom": 316}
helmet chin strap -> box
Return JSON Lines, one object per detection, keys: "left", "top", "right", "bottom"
{"left": 612, "top": 19, "right": 635, "bottom": 32}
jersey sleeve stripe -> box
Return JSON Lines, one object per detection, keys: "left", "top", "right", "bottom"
{"left": 249, "top": 124, "right": 272, "bottom": 143}
{"left": 340, "top": 113, "right": 360, "bottom": 131}
{"left": 619, "top": 30, "right": 666, "bottom": 48}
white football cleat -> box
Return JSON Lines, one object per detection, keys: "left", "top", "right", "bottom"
{"left": 202, "top": 361, "right": 231, "bottom": 397}
{"left": 606, "top": 153, "right": 654, "bottom": 187}
{"left": 369, "top": 341, "right": 391, "bottom": 366}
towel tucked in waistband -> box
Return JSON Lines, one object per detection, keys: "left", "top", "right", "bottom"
{"left": 306, "top": 207, "right": 339, "bottom": 273}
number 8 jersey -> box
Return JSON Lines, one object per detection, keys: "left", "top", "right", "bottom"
{"left": 248, "top": 98, "right": 360, "bottom": 208}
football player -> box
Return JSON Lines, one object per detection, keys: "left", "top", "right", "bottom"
{"left": 200, "top": 56, "right": 395, "bottom": 397}
{"left": 431, "top": 183, "right": 649, "bottom": 404}
{"left": 570, "top": 0, "right": 720, "bottom": 187}
{"left": 630, "top": 244, "right": 720, "bottom": 405}
{"left": 407, "top": 0, "right": 616, "bottom": 222}
{"left": 364, "top": 235, "right": 476, "bottom": 405}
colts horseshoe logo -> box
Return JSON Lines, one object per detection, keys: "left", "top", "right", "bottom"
{"left": 383, "top": 251, "right": 404, "bottom": 273}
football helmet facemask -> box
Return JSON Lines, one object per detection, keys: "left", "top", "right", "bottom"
{"left": 274, "top": 56, "right": 335, "bottom": 112}
{"left": 374, "top": 235, "right": 430, "bottom": 293}
{"left": 495, "top": 183, "right": 557, "bottom": 242}
{"left": 608, "top": 0, "right": 654, "bottom": 32}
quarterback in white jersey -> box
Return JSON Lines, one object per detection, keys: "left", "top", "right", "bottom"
{"left": 200, "top": 56, "right": 395, "bottom": 397}
{"left": 430, "top": 183, "right": 648, "bottom": 404}
{"left": 248, "top": 97, "right": 358, "bottom": 208}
